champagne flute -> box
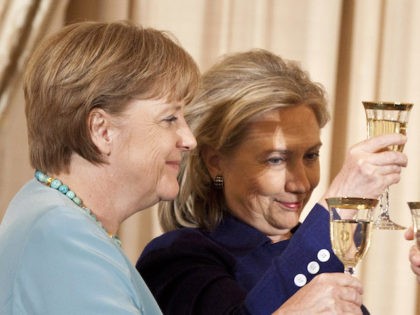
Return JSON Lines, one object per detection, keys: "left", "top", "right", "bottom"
{"left": 326, "top": 197, "right": 378, "bottom": 275}
{"left": 407, "top": 202, "right": 420, "bottom": 248}
{"left": 363, "top": 101, "right": 413, "bottom": 230}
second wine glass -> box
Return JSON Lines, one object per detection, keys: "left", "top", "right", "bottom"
{"left": 326, "top": 197, "right": 378, "bottom": 275}
{"left": 363, "top": 101, "right": 413, "bottom": 230}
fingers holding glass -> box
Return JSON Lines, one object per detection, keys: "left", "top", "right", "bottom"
{"left": 326, "top": 197, "right": 378, "bottom": 275}
{"left": 363, "top": 101, "right": 413, "bottom": 230}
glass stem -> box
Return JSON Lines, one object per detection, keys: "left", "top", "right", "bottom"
{"left": 378, "top": 187, "right": 390, "bottom": 219}
{"left": 344, "top": 266, "right": 354, "bottom": 275}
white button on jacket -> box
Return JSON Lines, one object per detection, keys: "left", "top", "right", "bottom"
{"left": 307, "top": 261, "right": 320, "bottom": 274}
{"left": 317, "top": 249, "right": 330, "bottom": 262}
{"left": 293, "top": 274, "right": 307, "bottom": 287}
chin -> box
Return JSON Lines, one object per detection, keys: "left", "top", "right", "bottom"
{"left": 274, "top": 215, "right": 299, "bottom": 230}
{"left": 158, "top": 186, "right": 180, "bottom": 201}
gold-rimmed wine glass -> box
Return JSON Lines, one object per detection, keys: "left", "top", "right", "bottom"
{"left": 363, "top": 101, "right": 413, "bottom": 230}
{"left": 326, "top": 197, "right": 378, "bottom": 275}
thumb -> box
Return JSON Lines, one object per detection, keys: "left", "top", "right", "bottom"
{"left": 405, "top": 226, "right": 414, "bottom": 240}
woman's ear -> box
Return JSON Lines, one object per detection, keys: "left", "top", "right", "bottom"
{"left": 201, "top": 145, "right": 223, "bottom": 178}
{"left": 88, "top": 108, "right": 114, "bottom": 156}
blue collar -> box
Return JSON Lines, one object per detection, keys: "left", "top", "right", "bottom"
{"left": 207, "top": 214, "right": 299, "bottom": 255}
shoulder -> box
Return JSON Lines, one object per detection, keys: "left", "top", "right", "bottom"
{"left": 27, "top": 205, "right": 128, "bottom": 270}
{"left": 4, "top": 198, "right": 131, "bottom": 285}
{"left": 0, "top": 182, "right": 154, "bottom": 313}
{"left": 1, "top": 180, "right": 128, "bottom": 273}
{"left": 10, "top": 206, "right": 146, "bottom": 313}
{"left": 138, "top": 227, "right": 236, "bottom": 270}
{"left": 142, "top": 228, "right": 209, "bottom": 252}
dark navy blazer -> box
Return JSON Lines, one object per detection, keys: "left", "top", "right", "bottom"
{"left": 136, "top": 204, "right": 369, "bottom": 315}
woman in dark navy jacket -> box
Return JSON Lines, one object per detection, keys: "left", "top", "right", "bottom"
{"left": 136, "top": 49, "right": 407, "bottom": 315}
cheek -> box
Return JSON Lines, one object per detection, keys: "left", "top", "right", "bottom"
{"left": 134, "top": 128, "right": 174, "bottom": 159}
{"left": 224, "top": 171, "right": 260, "bottom": 207}
{"left": 255, "top": 171, "right": 286, "bottom": 195}
{"left": 121, "top": 132, "right": 171, "bottom": 181}
{"left": 308, "top": 163, "right": 321, "bottom": 189}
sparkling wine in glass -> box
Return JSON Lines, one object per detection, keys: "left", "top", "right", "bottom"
{"left": 363, "top": 101, "right": 413, "bottom": 230}
{"left": 326, "top": 197, "right": 378, "bottom": 275}
{"left": 407, "top": 202, "right": 420, "bottom": 248}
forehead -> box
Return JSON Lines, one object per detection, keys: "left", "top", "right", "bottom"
{"left": 124, "top": 98, "right": 182, "bottom": 114}
{"left": 244, "top": 105, "right": 321, "bottom": 147}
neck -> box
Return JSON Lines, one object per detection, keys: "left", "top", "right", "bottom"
{"left": 49, "top": 156, "right": 125, "bottom": 235}
{"left": 49, "top": 153, "right": 152, "bottom": 235}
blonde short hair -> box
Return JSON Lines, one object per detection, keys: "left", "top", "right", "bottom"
{"left": 24, "top": 21, "right": 200, "bottom": 174}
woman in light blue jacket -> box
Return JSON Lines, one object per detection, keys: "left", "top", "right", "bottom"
{"left": 0, "top": 20, "right": 199, "bottom": 315}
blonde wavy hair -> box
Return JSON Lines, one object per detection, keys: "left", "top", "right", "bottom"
{"left": 159, "top": 49, "right": 330, "bottom": 232}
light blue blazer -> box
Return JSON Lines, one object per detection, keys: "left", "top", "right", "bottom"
{"left": 0, "top": 179, "right": 162, "bottom": 314}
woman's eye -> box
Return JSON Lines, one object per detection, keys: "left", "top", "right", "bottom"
{"left": 267, "top": 157, "right": 285, "bottom": 165}
{"left": 305, "top": 152, "right": 320, "bottom": 161}
{"left": 163, "top": 115, "right": 178, "bottom": 123}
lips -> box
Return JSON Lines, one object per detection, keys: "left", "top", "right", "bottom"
{"left": 275, "top": 200, "right": 303, "bottom": 211}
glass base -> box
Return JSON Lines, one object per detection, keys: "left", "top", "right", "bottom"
{"left": 373, "top": 217, "right": 406, "bottom": 230}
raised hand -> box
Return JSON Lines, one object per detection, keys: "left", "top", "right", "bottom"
{"left": 272, "top": 273, "right": 364, "bottom": 314}
{"left": 320, "top": 133, "right": 407, "bottom": 208}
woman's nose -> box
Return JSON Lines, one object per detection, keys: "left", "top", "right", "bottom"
{"left": 285, "top": 163, "right": 311, "bottom": 194}
{"left": 178, "top": 124, "right": 197, "bottom": 151}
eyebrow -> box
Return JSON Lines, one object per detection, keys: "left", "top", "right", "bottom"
{"left": 157, "top": 103, "right": 183, "bottom": 116}
{"left": 264, "top": 142, "right": 323, "bottom": 154}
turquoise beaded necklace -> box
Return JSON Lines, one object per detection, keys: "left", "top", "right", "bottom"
{"left": 34, "top": 170, "right": 121, "bottom": 247}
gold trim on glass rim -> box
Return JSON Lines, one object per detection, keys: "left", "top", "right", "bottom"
{"left": 326, "top": 197, "right": 379, "bottom": 209}
{"left": 362, "top": 101, "right": 413, "bottom": 111}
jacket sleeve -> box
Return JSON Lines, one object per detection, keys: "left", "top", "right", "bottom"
{"left": 245, "top": 204, "right": 344, "bottom": 314}
{"left": 137, "top": 204, "right": 347, "bottom": 315}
